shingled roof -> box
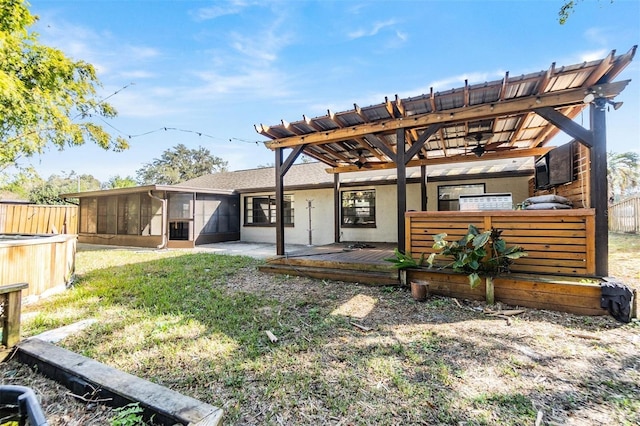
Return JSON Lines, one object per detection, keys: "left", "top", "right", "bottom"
{"left": 178, "top": 162, "right": 332, "bottom": 192}
{"left": 178, "top": 158, "right": 533, "bottom": 192}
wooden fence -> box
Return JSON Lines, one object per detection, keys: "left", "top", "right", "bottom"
{"left": 609, "top": 196, "right": 639, "bottom": 234}
{"left": 0, "top": 204, "right": 78, "bottom": 235}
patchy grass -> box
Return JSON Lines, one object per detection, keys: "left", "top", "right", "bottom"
{"left": 609, "top": 232, "right": 640, "bottom": 291}
{"left": 7, "top": 239, "right": 640, "bottom": 425}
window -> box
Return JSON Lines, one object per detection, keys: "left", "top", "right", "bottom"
{"left": 245, "top": 195, "right": 294, "bottom": 226}
{"left": 342, "top": 190, "right": 376, "bottom": 227}
{"left": 437, "top": 184, "right": 485, "bottom": 211}
{"left": 97, "top": 197, "right": 117, "bottom": 234}
{"left": 116, "top": 194, "right": 141, "bottom": 235}
{"left": 79, "top": 197, "right": 97, "bottom": 233}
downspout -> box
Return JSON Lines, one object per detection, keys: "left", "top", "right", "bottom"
{"left": 148, "top": 191, "right": 168, "bottom": 249}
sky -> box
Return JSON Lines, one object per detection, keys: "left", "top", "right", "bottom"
{"left": 19, "top": 0, "right": 640, "bottom": 182}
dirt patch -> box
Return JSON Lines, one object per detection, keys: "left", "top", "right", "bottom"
{"left": 2, "top": 264, "right": 639, "bottom": 425}
{"left": 0, "top": 356, "right": 116, "bottom": 425}
{"left": 220, "top": 269, "right": 640, "bottom": 425}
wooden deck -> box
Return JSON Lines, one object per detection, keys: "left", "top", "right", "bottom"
{"left": 260, "top": 233, "right": 624, "bottom": 319}
{"left": 261, "top": 242, "right": 400, "bottom": 285}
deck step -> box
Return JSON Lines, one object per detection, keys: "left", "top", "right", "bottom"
{"left": 268, "top": 257, "right": 395, "bottom": 273}
{"left": 259, "top": 263, "right": 400, "bottom": 286}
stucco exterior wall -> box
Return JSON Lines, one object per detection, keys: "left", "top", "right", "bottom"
{"left": 240, "top": 175, "right": 531, "bottom": 245}
{"left": 426, "top": 175, "right": 531, "bottom": 211}
{"left": 240, "top": 189, "right": 336, "bottom": 246}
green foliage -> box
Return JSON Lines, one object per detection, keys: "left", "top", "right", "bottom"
{"left": 427, "top": 225, "right": 527, "bottom": 288}
{"left": 103, "top": 175, "right": 137, "bottom": 189}
{"left": 135, "top": 143, "right": 228, "bottom": 185}
{"left": 558, "top": 0, "right": 578, "bottom": 24}
{"left": 608, "top": 151, "right": 640, "bottom": 201}
{"left": 29, "top": 181, "right": 64, "bottom": 204}
{"left": 27, "top": 170, "right": 100, "bottom": 204}
{"left": 0, "top": 0, "right": 128, "bottom": 171}
{"left": 384, "top": 248, "right": 425, "bottom": 269}
{"left": 110, "top": 402, "right": 145, "bottom": 426}
{"left": 0, "top": 166, "right": 43, "bottom": 199}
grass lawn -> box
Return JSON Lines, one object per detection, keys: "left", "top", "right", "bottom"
{"left": 11, "top": 233, "right": 640, "bottom": 425}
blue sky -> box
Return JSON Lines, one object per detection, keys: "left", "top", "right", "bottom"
{"left": 23, "top": 0, "right": 640, "bottom": 182}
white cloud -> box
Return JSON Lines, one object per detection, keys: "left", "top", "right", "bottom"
{"left": 421, "top": 72, "right": 497, "bottom": 93}
{"left": 191, "top": 0, "right": 254, "bottom": 21}
{"left": 125, "top": 45, "right": 161, "bottom": 60}
{"left": 119, "top": 70, "right": 156, "bottom": 80}
{"left": 395, "top": 30, "right": 408, "bottom": 42}
{"left": 35, "top": 14, "right": 161, "bottom": 82}
{"left": 106, "top": 87, "right": 185, "bottom": 119}
{"left": 580, "top": 49, "right": 609, "bottom": 62}
{"left": 348, "top": 19, "right": 398, "bottom": 39}
{"left": 190, "top": 68, "right": 292, "bottom": 99}
{"left": 584, "top": 27, "right": 610, "bottom": 45}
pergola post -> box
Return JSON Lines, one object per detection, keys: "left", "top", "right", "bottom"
{"left": 275, "top": 148, "right": 285, "bottom": 256}
{"left": 591, "top": 98, "right": 609, "bottom": 276}
{"left": 396, "top": 129, "right": 407, "bottom": 252}
{"left": 420, "top": 163, "right": 427, "bottom": 211}
{"left": 334, "top": 173, "right": 341, "bottom": 243}
{"left": 274, "top": 145, "right": 306, "bottom": 256}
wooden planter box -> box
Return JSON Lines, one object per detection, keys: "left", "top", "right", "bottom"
{"left": 406, "top": 268, "right": 607, "bottom": 316}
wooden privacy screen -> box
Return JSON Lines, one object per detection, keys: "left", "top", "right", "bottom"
{"left": 405, "top": 209, "right": 596, "bottom": 277}
{"left": 0, "top": 204, "right": 78, "bottom": 235}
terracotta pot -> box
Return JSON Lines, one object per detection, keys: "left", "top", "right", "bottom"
{"left": 410, "top": 280, "right": 429, "bottom": 301}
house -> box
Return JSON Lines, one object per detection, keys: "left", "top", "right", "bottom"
{"left": 65, "top": 48, "right": 636, "bottom": 278}
{"left": 183, "top": 158, "right": 534, "bottom": 246}
{"left": 62, "top": 157, "right": 533, "bottom": 248}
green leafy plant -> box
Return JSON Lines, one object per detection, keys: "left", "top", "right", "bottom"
{"left": 385, "top": 248, "right": 425, "bottom": 269}
{"left": 427, "top": 225, "right": 527, "bottom": 303}
{"left": 110, "top": 402, "right": 145, "bottom": 426}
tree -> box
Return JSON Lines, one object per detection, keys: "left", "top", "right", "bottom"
{"left": 28, "top": 171, "right": 100, "bottom": 204}
{"left": 0, "top": 167, "right": 43, "bottom": 199}
{"left": 136, "top": 144, "right": 228, "bottom": 185}
{"left": 103, "top": 175, "right": 137, "bottom": 189}
{"left": 608, "top": 151, "right": 640, "bottom": 202}
{"left": 558, "top": 0, "right": 614, "bottom": 24}
{"left": 0, "top": 0, "right": 128, "bottom": 172}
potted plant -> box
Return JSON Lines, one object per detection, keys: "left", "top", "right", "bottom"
{"left": 426, "top": 225, "right": 527, "bottom": 304}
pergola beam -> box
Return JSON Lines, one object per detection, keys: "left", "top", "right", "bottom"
{"left": 325, "top": 147, "right": 552, "bottom": 173}
{"left": 533, "top": 107, "right": 593, "bottom": 147}
{"left": 264, "top": 81, "right": 629, "bottom": 150}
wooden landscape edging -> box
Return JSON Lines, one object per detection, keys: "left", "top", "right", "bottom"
{"left": 406, "top": 268, "right": 607, "bottom": 316}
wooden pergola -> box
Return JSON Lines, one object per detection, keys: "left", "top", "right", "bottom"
{"left": 256, "top": 47, "right": 636, "bottom": 277}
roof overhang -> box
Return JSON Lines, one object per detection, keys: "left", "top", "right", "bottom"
{"left": 256, "top": 47, "right": 636, "bottom": 173}
{"left": 61, "top": 184, "right": 236, "bottom": 198}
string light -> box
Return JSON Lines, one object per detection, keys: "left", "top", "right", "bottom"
{"left": 5, "top": 82, "right": 265, "bottom": 147}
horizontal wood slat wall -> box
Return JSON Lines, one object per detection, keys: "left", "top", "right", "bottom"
{"left": 405, "top": 209, "right": 596, "bottom": 277}
{"left": 0, "top": 204, "right": 78, "bottom": 235}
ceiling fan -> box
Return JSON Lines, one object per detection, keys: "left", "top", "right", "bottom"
{"left": 350, "top": 149, "right": 373, "bottom": 169}
{"left": 464, "top": 132, "right": 516, "bottom": 158}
